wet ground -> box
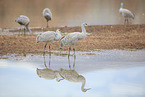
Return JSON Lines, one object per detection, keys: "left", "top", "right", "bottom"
{"left": 0, "top": 50, "right": 145, "bottom": 97}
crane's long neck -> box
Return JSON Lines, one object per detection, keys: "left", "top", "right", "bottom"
{"left": 79, "top": 75, "right": 90, "bottom": 92}
{"left": 81, "top": 24, "right": 86, "bottom": 34}
{"left": 81, "top": 79, "right": 86, "bottom": 92}
{"left": 26, "top": 25, "right": 32, "bottom": 33}
{"left": 121, "top": 3, "right": 123, "bottom": 8}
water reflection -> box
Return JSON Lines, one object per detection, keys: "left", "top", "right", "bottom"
{"left": 59, "top": 68, "right": 91, "bottom": 92}
{"left": 60, "top": 54, "right": 91, "bottom": 92}
{"left": 36, "top": 54, "right": 62, "bottom": 82}
{"left": 68, "top": 52, "right": 76, "bottom": 69}
{"left": 36, "top": 54, "right": 91, "bottom": 92}
{"left": 0, "top": 50, "right": 145, "bottom": 96}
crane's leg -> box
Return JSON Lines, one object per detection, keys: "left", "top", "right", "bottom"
{"left": 19, "top": 26, "right": 21, "bottom": 36}
{"left": 43, "top": 54, "right": 47, "bottom": 68}
{"left": 49, "top": 43, "right": 51, "bottom": 55}
{"left": 48, "top": 43, "right": 51, "bottom": 67}
{"left": 68, "top": 55, "right": 71, "bottom": 69}
{"left": 73, "top": 55, "right": 76, "bottom": 69}
{"left": 73, "top": 45, "right": 76, "bottom": 69}
{"left": 47, "top": 21, "right": 48, "bottom": 28}
{"left": 124, "top": 18, "right": 126, "bottom": 25}
{"left": 49, "top": 50, "right": 51, "bottom": 68}
{"left": 43, "top": 43, "right": 48, "bottom": 56}
{"left": 127, "top": 18, "right": 129, "bottom": 24}
{"left": 73, "top": 53, "right": 76, "bottom": 69}
{"left": 68, "top": 46, "right": 71, "bottom": 56}
{"left": 68, "top": 46, "right": 71, "bottom": 69}
{"left": 60, "top": 47, "right": 62, "bottom": 56}
{"left": 73, "top": 45, "right": 76, "bottom": 56}
{"left": 24, "top": 27, "right": 26, "bottom": 36}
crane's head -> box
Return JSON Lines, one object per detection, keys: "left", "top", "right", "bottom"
{"left": 82, "top": 23, "right": 87, "bottom": 26}
{"left": 56, "top": 29, "right": 61, "bottom": 33}
{"left": 121, "top": 2, "right": 124, "bottom": 8}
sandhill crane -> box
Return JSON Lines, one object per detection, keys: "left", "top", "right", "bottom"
{"left": 43, "top": 8, "right": 52, "bottom": 28}
{"left": 59, "top": 23, "right": 87, "bottom": 56}
{"left": 36, "top": 29, "right": 61, "bottom": 56}
{"left": 119, "top": 2, "right": 135, "bottom": 24}
{"left": 15, "top": 15, "right": 32, "bottom": 35}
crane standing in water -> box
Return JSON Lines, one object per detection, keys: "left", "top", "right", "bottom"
{"left": 36, "top": 29, "right": 61, "bottom": 56}
{"left": 15, "top": 15, "right": 32, "bottom": 35}
{"left": 119, "top": 2, "right": 135, "bottom": 24}
{"left": 59, "top": 23, "right": 87, "bottom": 56}
{"left": 43, "top": 8, "right": 52, "bottom": 28}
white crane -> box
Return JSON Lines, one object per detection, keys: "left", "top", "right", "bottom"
{"left": 43, "top": 8, "right": 52, "bottom": 28}
{"left": 59, "top": 68, "right": 91, "bottom": 92}
{"left": 15, "top": 15, "right": 32, "bottom": 35}
{"left": 119, "top": 2, "right": 135, "bottom": 24}
{"left": 59, "top": 23, "right": 87, "bottom": 56}
{"left": 36, "top": 29, "right": 61, "bottom": 56}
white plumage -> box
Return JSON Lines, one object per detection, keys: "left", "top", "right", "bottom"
{"left": 60, "top": 23, "right": 87, "bottom": 55}
{"left": 43, "top": 8, "right": 52, "bottom": 28}
{"left": 15, "top": 15, "right": 32, "bottom": 34}
{"left": 36, "top": 29, "right": 61, "bottom": 56}
{"left": 119, "top": 2, "right": 135, "bottom": 24}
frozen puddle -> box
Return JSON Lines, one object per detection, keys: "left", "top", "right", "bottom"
{"left": 0, "top": 50, "right": 145, "bottom": 97}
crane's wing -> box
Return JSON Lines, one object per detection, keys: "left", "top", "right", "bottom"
{"left": 121, "top": 9, "right": 135, "bottom": 19}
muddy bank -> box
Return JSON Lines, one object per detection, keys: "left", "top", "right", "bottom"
{"left": 0, "top": 24, "right": 145, "bottom": 55}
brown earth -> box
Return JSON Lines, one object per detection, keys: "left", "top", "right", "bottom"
{"left": 0, "top": 24, "right": 145, "bottom": 56}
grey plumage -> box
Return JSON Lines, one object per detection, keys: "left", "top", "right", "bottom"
{"left": 43, "top": 8, "right": 52, "bottom": 28}
{"left": 60, "top": 23, "right": 87, "bottom": 56}
{"left": 15, "top": 15, "right": 32, "bottom": 34}
{"left": 119, "top": 2, "right": 135, "bottom": 24}
{"left": 36, "top": 29, "right": 61, "bottom": 56}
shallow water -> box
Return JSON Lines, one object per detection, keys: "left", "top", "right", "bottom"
{"left": 0, "top": 50, "right": 145, "bottom": 97}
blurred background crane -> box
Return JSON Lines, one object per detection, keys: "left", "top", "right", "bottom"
{"left": 42, "top": 8, "right": 52, "bottom": 28}
{"left": 0, "top": 0, "right": 145, "bottom": 28}
{"left": 119, "top": 2, "right": 135, "bottom": 24}
{"left": 15, "top": 15, "right": 32, "bottom": 35}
